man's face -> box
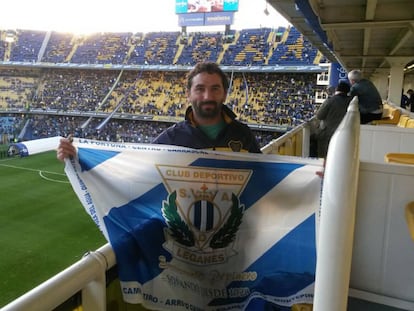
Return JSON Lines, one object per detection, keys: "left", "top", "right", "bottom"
{"left": 188, "top": 72, "right": 227, "bottom": 120}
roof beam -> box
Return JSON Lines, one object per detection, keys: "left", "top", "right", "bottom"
{"left": 365, "top": 0, "right": 378, "bottom": 20}
{"left": 321, "top": 20, "right": 413, "bottom": 30}
{"left": 388, "top": 23, "right": 414, "bottom": 55}
{"left": 340, "top": 55, "right": 409, "bottom": 60}
{"left": 363, "top": 28, "right": 371, "bottom": 56}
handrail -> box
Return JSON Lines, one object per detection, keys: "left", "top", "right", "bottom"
{"left": 261, "top": 119, "right": 312, "bottom": 156}
{"left": 1, "top": 243, "right": 116, "bottom": 311}
{"left": 313, "top": 96, "right": 360, "bottom": 311}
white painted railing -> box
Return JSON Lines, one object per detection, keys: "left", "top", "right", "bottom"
{"left": 1, "top": 243, "right": 116, "bottom": 311}
{"left": 261, "top": 120, "right": 312, "bottom": 157}
{"left": 313, "top": 96, "right": 360, "bottom": 311}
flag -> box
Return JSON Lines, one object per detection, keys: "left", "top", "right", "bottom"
{"left": 64, "top": 138, "right": 322, "bottom": 310}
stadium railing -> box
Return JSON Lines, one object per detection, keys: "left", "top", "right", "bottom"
{"left": 1, "top": 243, "right": 116, "bottom": 311}
{"left": 261, "top": 117, "right": 312, "bottom": 157}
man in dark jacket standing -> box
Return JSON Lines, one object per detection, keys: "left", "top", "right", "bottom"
{"left": 316, "top": 81, "right": 352, "bottom": 158}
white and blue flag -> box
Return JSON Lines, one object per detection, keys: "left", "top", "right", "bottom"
{"left": 64, "top": 138, "right": 322, "bottom": 310}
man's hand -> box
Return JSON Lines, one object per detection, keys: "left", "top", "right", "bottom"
{"left": 57, "top": 136, "right": 76, "bottom": 162}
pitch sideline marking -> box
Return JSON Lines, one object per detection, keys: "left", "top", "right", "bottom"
{"left": 0, "top": 163, "right": 69, "bottom": 183}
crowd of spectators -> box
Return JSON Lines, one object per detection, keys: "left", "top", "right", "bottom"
{"left": 0, "top": 26, "right": 323, "bottom": 66}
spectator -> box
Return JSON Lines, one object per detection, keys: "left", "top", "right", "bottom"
{"left": 152, "top": 62, "right": 262, "bottom": 153}
{"left": 315, "top": 81, "right": 352, "bottom": 158}
{"left": 401, "top": 89, "right": 409, "bottom": 109}
{"left": 407, "top": 89, "right": 414, "bottom": 112}
{"left": 347, "top": 69, "right": 383, "bottom": 124}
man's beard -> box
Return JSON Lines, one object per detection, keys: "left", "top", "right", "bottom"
{"left": 193, "top": 101, "right": 221, "bottom": 119}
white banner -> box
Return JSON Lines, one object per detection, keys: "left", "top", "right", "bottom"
{"left": 64, "top": 138, "right": 322, "bottom": 310}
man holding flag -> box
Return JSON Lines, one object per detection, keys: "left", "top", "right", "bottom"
{"left": 57, "top": 62, "right": 319, "bottom": 311}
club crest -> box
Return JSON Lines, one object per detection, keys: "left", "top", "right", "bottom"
{"left": 157, "top": 165, "right": 252, "bottom": 265}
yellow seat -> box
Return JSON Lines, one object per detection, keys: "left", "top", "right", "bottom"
{"left": 384, "top": 153, "right": 414, "bottom": 164}
{"left": 405, "top": 202, "right": 414, "bottom": 242}
{"left": 372, "top": 108, "right": 401, "bottom": 125}
{"left": 406, "top": 119, "right": 414, "bottom": 128}
{"left": 397, "top": 115, "right": 409, "bottom": 127}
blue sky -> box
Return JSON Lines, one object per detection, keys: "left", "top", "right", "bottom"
{"left": 1, "top": 0, "right": 289, "bottom": 34}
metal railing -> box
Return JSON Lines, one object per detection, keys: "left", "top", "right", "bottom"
{"left": 1, "top": 244, "right": 116, "bottom": 311}
{"left": 261, "top": 118, "right": 312, "bottom": 157}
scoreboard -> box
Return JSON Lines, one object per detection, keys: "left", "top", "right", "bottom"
{"left": 175, "top": 0, "right": 239, "bottom": 14}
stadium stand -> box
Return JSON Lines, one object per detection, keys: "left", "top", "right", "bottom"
{"left": 42, "top": 31, "right": 75, "bottom": 63}
{"left": 176, "top": 31, "right": 224, "bottom": 65}
{"left": 128, "top": 31, "right": 180, "bottom": 65}
{"left": 267, "top": 27, "right": 318, "bottom": 65}
{"left": 221, "top": 28, "right": 272, "bottom": 66}
{"left": 69, "top": 32, "right": 132, "bottom": 65}
{"left": 9, "top": 30, "right": 45, "bottom": 62}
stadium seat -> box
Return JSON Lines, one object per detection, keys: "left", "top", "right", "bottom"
{"left": 406, "top": 202, "right": 414, "bottom": 242}
{"left": 371, "top": 107, "right": 401, "bottom": 125}
{"left": 406, "top": 119, "right": 414, "bottom": 128}
{"left": 397, "top": 114, "right": 410, "bottom": 127}
{"left": 384, "top": 153, "right": 414, "bottom": 165}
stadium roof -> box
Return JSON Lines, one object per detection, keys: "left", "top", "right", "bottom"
{"left": 269, "top": 0, "right": 414, "bottom": 78}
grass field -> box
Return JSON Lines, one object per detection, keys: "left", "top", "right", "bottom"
{"left": 0, "top": 149, "right": 106, "bottom": 307}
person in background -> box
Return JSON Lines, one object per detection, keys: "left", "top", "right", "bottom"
{"left": 347, "top": 69, "right": 383, "bottom": 124}
{"left": 407, "top": 89, "right": 414, "bottom": 112}
{"left": 57, "top": 62, "right": 261, "bottom": 159}
{"left": 315, "top": 81, "right": 352, "bottom": 158}
{"left": 401, "top": 89, "right": 409, "bottom": 109}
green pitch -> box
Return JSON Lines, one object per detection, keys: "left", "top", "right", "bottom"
{"left": 0, "top": 150, "right": 106, "bottom": 307}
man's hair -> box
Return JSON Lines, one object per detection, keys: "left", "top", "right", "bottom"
{"left": 347, "top": 69, "right": 362, "bottom": 82}
{"left": 186, "top": 62, "right": 229, "bottom": 92}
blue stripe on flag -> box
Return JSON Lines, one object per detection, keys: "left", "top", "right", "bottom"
{"left": 104, "top": 183, "right": 171, "bottom": 283}
{"left": 78, "top": 148, "right": 120, "bottom": 171}
{"left": 208, "top": 215, "right": 316, "bottom": 306}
